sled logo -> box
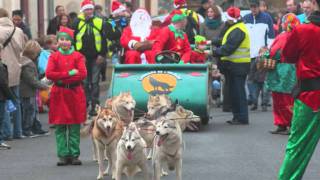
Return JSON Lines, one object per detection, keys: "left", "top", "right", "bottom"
{"left": 140, "top": 71, "right": 179, "bottom": 95}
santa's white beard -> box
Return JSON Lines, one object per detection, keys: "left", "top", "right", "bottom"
{"left": 131, "top": 23, "right": 151, "bottom": 41}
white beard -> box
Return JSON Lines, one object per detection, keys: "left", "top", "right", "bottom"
{"left": 130, "top": 9, "right": 152, "bottom": 41}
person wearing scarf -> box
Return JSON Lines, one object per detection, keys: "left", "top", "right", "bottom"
{"left": 265, "top": 13, "right": 300, "bottom": 135}
{"left": 200, "top": 5, "right": 223, "bottom": 42}
{"left": 278, "top": 0, "right": 320, "bottom": 179}
{"left": 46, "top": 26, "right": 87, "bottom": 166}
{"left": 153, "top": 13, "right": 192, "bottom": 63}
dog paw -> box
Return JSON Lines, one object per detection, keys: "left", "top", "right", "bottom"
{"left": 97, "top": 174, "right": 104, "bottom": 180}
{"left": 103, "top": 170, "right": 109, "bottom": 176}
{"left": 147, "top": 155, "right": 152, "bottom": 160}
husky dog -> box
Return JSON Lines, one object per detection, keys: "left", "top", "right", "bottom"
{"left": 147, "top": 95, "right": 201, "bottom": 131}
{"left": 116, "top": 123, "right": 149, "bottom": 180}
{"left": 81, "top": 107, "right": 124, "bottom": 180}
{"left": 153, "top": 119, "right": 182, "bottom": 180}
{"left": 106, "top": 92, "right": 136, "bottom": 126}
{"left": 135, "top": 117, "right": 157, "bottom": 160}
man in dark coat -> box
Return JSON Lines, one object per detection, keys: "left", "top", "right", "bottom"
{"left": 47, "top": 5, "right": 65, "bottom": 35}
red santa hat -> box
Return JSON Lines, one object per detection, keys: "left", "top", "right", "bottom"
{"left": 174, "top": 0, "right": 187, "bottom": 9}
{"left": 226, "top": 7, "right": 241, "bottom": 23}
{"left": 111, "top": 1, "right": 126, "bottom": 15}
{"left": 80, "top": 0, "right": 95, "bottom": 12}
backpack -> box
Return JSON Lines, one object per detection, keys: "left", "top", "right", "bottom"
{"left": 184, "top": 10, "right": 199, "bottom": 44}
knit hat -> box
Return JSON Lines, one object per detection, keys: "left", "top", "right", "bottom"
{"left": 174, "top": 0, "right": 187, "bottom": 9}
{"left": 195, "top": 35, "right": 207, "bottom": 45}
{"left": 226, "top": 7, "right": 241, "bottom": 23}
{"left": 81, "top": 0, "right": 94, "bottom": 12}
{"left": 111, "top": 1, "right": 126, "bottom": 15}
{"left": 249, "top": 0, "right": 259, "bottom": 7}
{"left": 172, "top": 14, "right": 187, "bottom": 23}
{"left": 57, "top": 26, "right": 74, "bottom": 42}
{"left": 282, "top": 13, "right": 300, "bottom": 32}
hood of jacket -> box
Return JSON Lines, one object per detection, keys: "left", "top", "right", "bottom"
{"left": 0, "top": 17, "right": 15, "bottom": 44}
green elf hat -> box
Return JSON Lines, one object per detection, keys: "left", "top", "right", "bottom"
{"left": 171, "top": 13, "right": 187, "bottom": 23}
{"left": 57, "top": 26, "right": 74, "bottom": 42}
{"left": 195, "top": 35, "right": 207, "bottom": 45}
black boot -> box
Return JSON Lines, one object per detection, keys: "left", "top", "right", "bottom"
{"left": 57, "top": 157, "right": 68, "bottom": 166}
{"left": 70, "top": 157, "right": 82, "bottom": 165}
{"left": 269, "top": 126, "right": 287, "bottom": 134}
{"left": 250, "top": 104, "right": 258, "bottom": 111}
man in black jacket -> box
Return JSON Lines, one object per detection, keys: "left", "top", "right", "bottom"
{"left": 12, "top": 10, "right": 32, "bottom": 39}
{"left": 47, "top": 5, "right": 65, "bottom": 35}
{"left": 0, "top": 44, "right": 15, "bottom": 149}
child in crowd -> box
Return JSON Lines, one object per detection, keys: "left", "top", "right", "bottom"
{"left": 20, "top": 40, "right": 49, "bottom": 137}
{"left": 190, "top": 35, "right": 210, "bottom": 64}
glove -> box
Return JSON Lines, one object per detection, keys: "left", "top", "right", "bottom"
{"left": 68, "top": 69, "right": 77, "bottom": 76}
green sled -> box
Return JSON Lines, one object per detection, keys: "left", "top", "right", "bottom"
{"left": 108, "top": 64, "right": 212, "bottom": 124}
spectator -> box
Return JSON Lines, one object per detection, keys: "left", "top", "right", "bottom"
{"left": 266, "top": 13, "right": 300, "bottom": 135}
{"left": 68, "top": 12, "right": 78, "bottom": 25}
{"left": 259, "top": 0, "right": 276, "bottom": 24}
{"left": 72, "top": 0, "right": 107, "bottom": 116}
{"left": 0, "top": 8, "right": 27, "bottom": 140}
{"left": 243, "top": 0, "right": 275, "bottom": 111}
{"left": 200, "top": 5, "right": 224, "bottom": 42}
{"left": 12, "top": 10, "right": 32, "bottom": 39}
{"left": 20, "top": 41, "right": 49, "bottom": 137}
{"left": 197, "top": 0, "right": 212, "bottom": 18}
{"left": 94, "top": 4, "right": 105, "bottom": 18}
{"left": 0, "top": 44, "right": 16, "bottom": 149}
{"left": 286, "top": 0, "right": 303, "bottom": 15}
{"left": 212, "top": 6, "right": 251, "bottom": 125}
{"left": 47, "top": 5, "right": 65, "bottom": 35}
{"left": 58, "top": 14, "right": 71, "bottom": 29}
{"left": 298, "top": 0, "right": 314, "bottom": 23}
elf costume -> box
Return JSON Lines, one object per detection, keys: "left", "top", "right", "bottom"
{"left": 153, "top": 14, "right": 191, "bottom": 63}
{"left": 278, "top": 10, "right": 320, "bottom": 180}
{"left": 46, "top": 27, "right": 87, "bottom": 166}
{"left": 190, "top": 35, "right": 207, "bottom": 64}
{"left": 265, "top": 13, "right": 299, "bottom": 135}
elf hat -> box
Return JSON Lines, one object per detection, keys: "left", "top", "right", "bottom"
{"left": 174, "top": 0, "right": 187, "bottom": 9}
{"left": 195, "top": 35, "right": 207, "bottom": 45}
{"left": 80, "top": 0, "right": 95, "bottom": 12}
{"left": 172, "top": 13, "right": 187, "bottom": 23}
{"left": 111, "top": 1, "right": 126, "bottom": 15}
{"left": 57, "top": 26, "right": 74, "bottom": 42}
{"left": 226, "top": 6, "right": 241, "bottom": 23}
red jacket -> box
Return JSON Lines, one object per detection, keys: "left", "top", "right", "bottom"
{"left": 153, "top": 26, "right": 191, "bottom": 63}
{"left": 283, "top": 22, "right": 320, "bottom": 110}
{"left": 120, "top": 26, "right": 159, "bottom": 50}
{"left": 190, "top": 50, "right": 206, "bottom": 64}
{"left": 46, "top": 51, "right": 87, "bottom": 124}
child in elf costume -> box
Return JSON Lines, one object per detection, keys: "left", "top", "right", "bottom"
{"left": 153, "top": 13, "right": 192, "bottom": 64}
{"left": 46, "top": 27, "right": 87, "bottom": 166}
{"left": 190, "top": 35, "right": 210, "bottom": 64}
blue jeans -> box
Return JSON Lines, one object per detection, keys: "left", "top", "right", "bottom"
{"left": 0, "top": 101, "right": 6, "bottom": 143}
{"left": 251, "top": 82, "right": 270, "bottom": 106}
{"left": 84, "top": 59, "right": 102, "bottom": 108}
{"left": 229, "top": 74, "right": 249, "bottom": 123}
{"left": 2, "top": 86, "right": 22, "bottom": 138}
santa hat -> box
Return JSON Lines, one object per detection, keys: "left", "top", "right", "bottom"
{"left": 81, "top": 0, "right": 95, "bottom": 12}
{"left": 174, "top": 0, "right": 187, "bottom": 9}
{"left": 226, "top": 7, "right": 241, "bottom": 23}
{"left": 111, "top": 1, "right": 126, "bottom": 15}
{"left": 57, "top": 26, "right": 74, "bottom": 42}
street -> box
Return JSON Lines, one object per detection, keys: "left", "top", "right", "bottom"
{"left": 1, "top": 105, "right": 320, "bottom": 180}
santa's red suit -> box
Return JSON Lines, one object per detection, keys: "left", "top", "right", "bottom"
{"left": 120, "top": 9, "right": 159, "bottom": 64}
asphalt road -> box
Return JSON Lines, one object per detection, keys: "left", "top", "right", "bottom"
{"left": 1, "top": 107, "right": 320, "bottom": 180}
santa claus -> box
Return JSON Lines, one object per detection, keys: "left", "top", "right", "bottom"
{"left": 120, "top": 9, "right": 159, "bottom": 64}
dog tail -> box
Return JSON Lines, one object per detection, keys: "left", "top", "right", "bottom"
{"left": 80, "top": 120, "right": 94, "bottom": 137}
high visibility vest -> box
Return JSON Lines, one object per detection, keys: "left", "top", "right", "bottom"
{"left": 75, "top": 14, "right": 103, "bottom": 52}
{"left": 221, "top": 22, "right": 251, "bottom": 63}
{"left": 180, "top": 8, "right": 199, "bottom": 26}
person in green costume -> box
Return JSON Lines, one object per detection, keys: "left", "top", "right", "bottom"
{"left": 46, "top": 26, "right": 87, "bottom": 166}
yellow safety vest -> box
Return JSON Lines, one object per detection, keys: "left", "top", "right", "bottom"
{"left": 181, "top": 8, "right": 199, "bottom": 25}
{"left": 75, "top": 14, "right": 103, "bottom": 52}
{"left": 221, "top": 22, "right": 251, "bottom": 63}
